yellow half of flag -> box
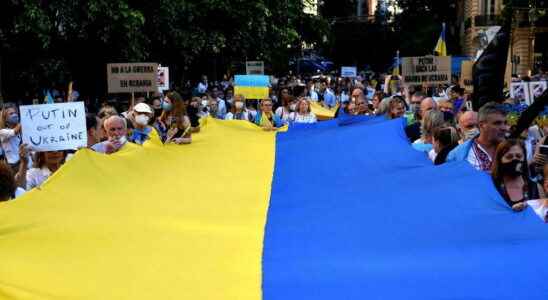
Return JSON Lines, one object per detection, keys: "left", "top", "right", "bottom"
{"left": 0, "top": 118, "right": 276, "bottom": 300}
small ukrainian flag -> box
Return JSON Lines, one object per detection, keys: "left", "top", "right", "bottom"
{"left": 434, "top": 23, "right": 447, "bottom": 56}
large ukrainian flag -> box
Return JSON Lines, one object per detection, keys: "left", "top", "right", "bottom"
{"left": 1, "top": 117, "right": 548, "bottom": 299}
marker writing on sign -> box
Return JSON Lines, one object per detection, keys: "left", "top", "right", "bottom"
{"left": 29, "top": 131, "right": 85, "bottom": 146}
{"left": 25, "top": 108, "right": 78, "bottom": 121}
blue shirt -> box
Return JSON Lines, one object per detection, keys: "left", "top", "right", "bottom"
{"left": 322, "top": 89, "right": 337, "bottom": 108}
{"left": 130, "top": 127, "right": 153, "bottom": 145}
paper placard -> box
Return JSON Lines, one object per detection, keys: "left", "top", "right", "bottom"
{"left": 341, "top": 66, "right": 357, "bottom": 78}
{"left": 107, "top": 63, "right": 158, "bottom": 93}
{"left": 157, "top": 67, "right": 170, "bottom": 92}
{"left": 510, "top": 82, "right": 531, "bottom": 105}
{"left": 20, "top": 102, "right": 87, "bottom": 151}
{"left": 460, "top": 61, "right": 474, "bottom": 93}
{"left": 402, "top": 56, "right": 451, "bottom": 85}
{"left": 246, "top": 61, "right": 265, "bottom": 75}
{"left": 529, "top": 81, "right": 547, "bottom": 103}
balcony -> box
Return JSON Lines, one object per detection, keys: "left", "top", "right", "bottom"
{"left": 474, "top": 15, "right": 501, "bottom": 27}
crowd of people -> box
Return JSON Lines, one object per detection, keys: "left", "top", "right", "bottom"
{"left": 1, "top": 71, "right": 548, "bottom": 221}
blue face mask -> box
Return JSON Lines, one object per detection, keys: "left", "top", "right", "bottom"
{"left": 162, "top": 102, "right": 173, "bottom": 112}
{"left": 7, "top": 114, "right": 19, "bottom": 125}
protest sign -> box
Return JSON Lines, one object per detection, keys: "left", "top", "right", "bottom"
{"left": 157, "top": 67, "right": 170, "bottom": 92}
{"left": 107, "top": 63, "right": 158, "bottom": 93}
{"left": 341, "top": 66, "right": 357, "bottom": 78}
{"left": 529, "top": 81, "right": 547, "bottom": 102}
{"left": 510, "top": 82, "right": 531, "bottom": 105}
{"left": 402, "top": 56, "right": 451, "bottom": 86}
{"left": 460, "top": 60, "right": 474, "bottom": 93}
{"left": 20, "top": 102, "right": 87, "bottom": 151}
{"left": 246, "top": 61, "right": 265, "bottom": 75}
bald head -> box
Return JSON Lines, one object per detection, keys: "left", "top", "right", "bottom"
{"left": 419, "top": 98, "right": 437, "bottom": 120}
{"left": 458, "top": 111, "right": 478, "bottom": 131}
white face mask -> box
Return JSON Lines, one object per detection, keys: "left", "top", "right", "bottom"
{"left": 201, "top": 100, "right": 208, "bottom": 107}
{"left": 135, "top": 114, "right": 150, "bottom": 126}
{"left": 118, "top": 136, "right": 127, "bottom": 145}
{"left": 235, "top": 102, "right": 244, "bottom": 109}
{"left": 289, "top": 104, "right": 297, "bottom": 111}
{"left": 463, "top": 128, "right": 480, "bottom": 141}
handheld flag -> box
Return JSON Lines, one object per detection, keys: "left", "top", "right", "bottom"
{"left": 434, "top": 23, "right": 447, "bottom": 56}
{"left": 44, "top": 89, "right": 54, "bottom": 104}
{"left": 392, "top": 50, "right": 400, "bottom": 76}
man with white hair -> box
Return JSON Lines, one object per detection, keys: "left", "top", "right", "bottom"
{"left": 91, "top": 116, "right": 128, "bottom": 154}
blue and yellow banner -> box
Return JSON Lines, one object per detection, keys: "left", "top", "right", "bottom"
{"left": 1, "top": 117, "right": 548, "bottom": 299}
{"left": 234, "top": 75, "right": 270, "bottom": 100}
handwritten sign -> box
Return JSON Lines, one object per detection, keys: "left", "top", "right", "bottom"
{"left": 341, "top": 66, "right": 357, "bottom": 78}
{"left": 246, "top": 61, "right": 265, "bottom": 75}
{"left": 20, "top": 102, "right": 87, "bottom": 151}
{"left": 107, "top": 63, "right": 158, "bottom": 93}
{"left": 460, "top": 60, "right": 474, "bottom": 93}
{"left": 157, "top": 66, "right": 170, "bottom": 92}
{"left": 402, "top": 56, "right": 451, "bottom": 85}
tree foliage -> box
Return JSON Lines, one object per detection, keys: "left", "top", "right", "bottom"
{"left": 0, "top": 0, "right": 328, "bottom": 100}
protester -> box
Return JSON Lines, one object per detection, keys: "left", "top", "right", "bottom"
{"left": 432, "top": 126, "right": 459, "bottom": 165}
{"left": 155, "top": 92, "right": 192, "bottom": 144}
{"left": 225, "top": 94, "right": 250, "bottom": 121}
{"left": 405, "top": 93, "right": 429, "bottom": 142}
{"left": 254, "top": 99, "right": 283, "bottom": 130}
{"left": 457, "top": 111, "right": 479, "bottom": 143}
{"left": 318, "top": 80, "right": 337, "bottom": 108}
{"left": 447, "top": 102, "right": 509, "bottom": 172}
{"left": 128, "top": 103, "right": 158, "bottom": 145}
{"left": 491, "top": 139, "right": 539, "bottom": 211}
{"left": 0, "top": 161, "right": 24, "bottom": 201}
{"left": 0, "top": 103, "right": 22, "bottom": 170}
{"left": 91, "top": 115, "right": 129, "bottom": 154}
{"left": 211, "top": 87, "right": 227, "bottom": 117}
{"left": 275, "top": 88, "right": 295, "bottom": 123}
{"left": 197, "top": 75, "right": 208, "bottom": 94}
{"left": 26, "top": 151, "right": 66, "bottom": 190}
{"left": 413, "top": 110, "right": 445, "bottom": 154}
{"left": 86, "top": 114, "right": 99, "bottom": 148}
{"left": 372, "top": 91, "right": 384, "bottom": 114}
{"left": 289, "top": 98, "right": 317, "bottom": 124}
{"left": 387, "top": 96, "right": 406, "bottom": 119}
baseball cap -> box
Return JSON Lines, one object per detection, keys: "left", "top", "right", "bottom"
{"left": 133, "top": 103, "right": 152, "bottom": 114}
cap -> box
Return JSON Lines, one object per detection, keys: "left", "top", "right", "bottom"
{"left": 134, "top": 103, "right": 152, "bottom": 114}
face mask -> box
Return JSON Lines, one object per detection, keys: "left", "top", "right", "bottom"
{"left": 463, "top": 128, "right": 480, "bottom": 141}
{"left": 135, "top": 115, "right": 149, "bottom": 126}
{"left": 162, "top": 102, "right": 173, "bottom": 112}
{"left": 500, "top": 159, "right": 523, "bottom": 177}
{"left": 201, "top": 100, "right": 208, "bottom": 107}
{"left": 235, "top": 102, "right": 244, "bottom": 109}
{"left": 7, "top": 114, "right": 19, "bottom": 125}
{"left": 118, "top": 136, "right": 128, "bottom": 145}
{"left": 289, "top": 104, "right": 297, "bottom": 111}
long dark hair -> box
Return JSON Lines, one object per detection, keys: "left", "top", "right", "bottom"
{"left": 491, "top": 139, "right": 529, "bottom": 184}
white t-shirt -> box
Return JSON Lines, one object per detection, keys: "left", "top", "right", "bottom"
{"left": 197, "top": 82, "right": 208, "bottom": 94}
{"left": 289, "top": 112, "right": 317, "bottom": 124}
{"left": 0, "top": 128, "right": 21, "bottom": 164}
{"left": 26, "top": 167, "right": 52, "bottom": 190}
{"left": 275, "top": 107, "right": 292, "bottom": 123}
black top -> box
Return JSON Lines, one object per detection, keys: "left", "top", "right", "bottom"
{"left": 405, "top": 122, "right": 421, "bottom": 143}
{"left": 492, "top": 177, "right": 540, "bottom": 208}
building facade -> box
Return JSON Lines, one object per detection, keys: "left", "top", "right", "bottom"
{"left": 460, "top": 0, "right": 548, "bottom": 76}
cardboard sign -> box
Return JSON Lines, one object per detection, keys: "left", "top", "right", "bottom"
{"left": 341, "top": 66, "right": 357, "bottom": 78}
{"left": 460, "top": 61, "right": 474, "bottom": 93}
{"left": 402, "top": 56, "right": 451, "bottom": 85}
{"left": 510, "top": 82, "right": 531, "bottom": 105}
{"left": 157, "top": 67, "right": 170, "bottom": 92}
{"left": 246, "top": 61, "right": 264, "bottom": 75}
{"left": 20, "top": 102, "right": 87, "bottom": 151}
{"left": 529, "top": 81, "right": 547, "bottom": 102}
{"left": 107, "top": 63, "right": 158, "bottom": 93}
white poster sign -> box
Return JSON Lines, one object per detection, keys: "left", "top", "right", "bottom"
{"left": 341, "top": 66, "right": 358, "bottom": 78}
{"left": 20, "top": 102, "right": 87, "bottom": 151}
{"left": 510, "top": 82, "right": 531, "bottom": 105}
{"left": 529, "top": 81, "right": 547, "bottom": 102}
{"left": 246, "top": 61, "right": 264, "bottom": 75}
{"left": 157, "top": 67, "right": 170, "bottom": 92}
